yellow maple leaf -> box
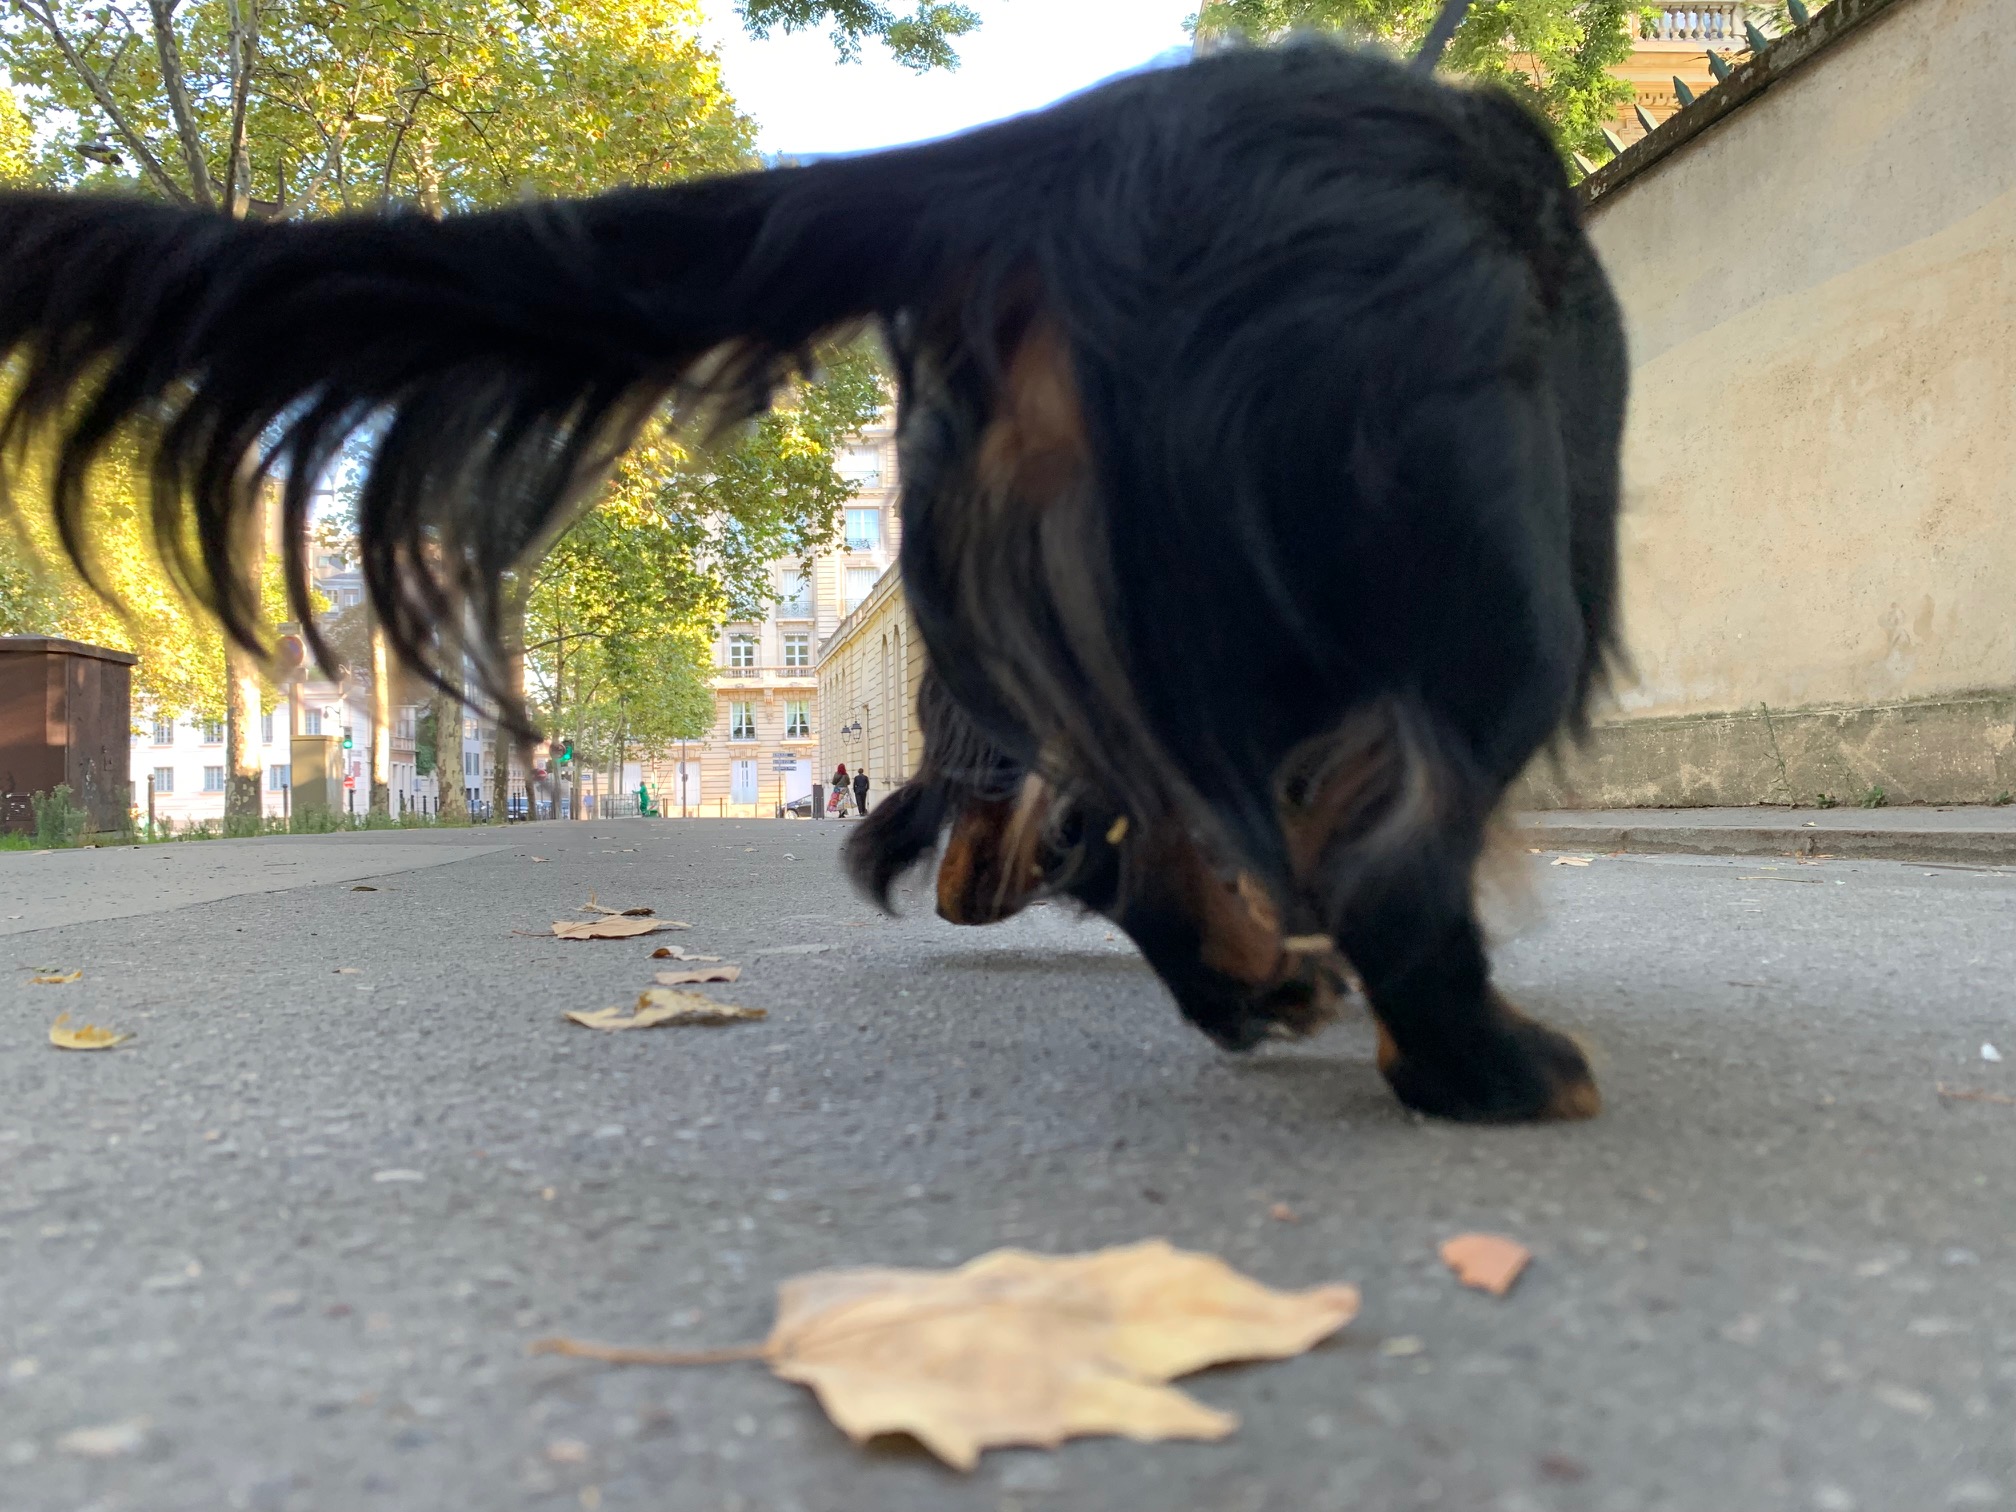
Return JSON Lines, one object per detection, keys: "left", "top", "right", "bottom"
{"left": 533, "top": 1239, "right": 1357, "bottom": 1469}
{"left": 565, "top": 988, "right": 765, "bottom": 1030}
{"left": 549, "top": 916, "right": 688, "bottom": 940}
{"left": 48, "top": 1011, "right": 131, "bottom": 1051}
{"left": 31, "top": 969, "right": 82, "bottom": 984}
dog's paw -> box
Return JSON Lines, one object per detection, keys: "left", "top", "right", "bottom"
{"left": 1376, "top": 1003, "right": 1600, "bottom": 1123}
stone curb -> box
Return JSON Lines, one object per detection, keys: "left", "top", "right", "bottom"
{"left": 1521, "top": 824, "right": 2016, "bottom": 868}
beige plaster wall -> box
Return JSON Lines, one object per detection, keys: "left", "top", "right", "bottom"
{"left": 1585, "top": 0, "right": 2016, "bottom": 725}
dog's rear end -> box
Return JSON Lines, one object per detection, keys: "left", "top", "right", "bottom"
{"left": 0, "top": 40, "right": 1624, "bottom": 1120}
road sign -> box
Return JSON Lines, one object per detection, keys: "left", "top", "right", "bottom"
{"left": 343, "top": 774, "right": 355, "bottom": 790}
{"left": 772, "top": 754, "right": 799, "bottom": 771}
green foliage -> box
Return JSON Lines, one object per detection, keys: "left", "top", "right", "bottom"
{"left": 3, "top": 0, "right": 755, "bottom": 212}
{"left": 737, "top": 0, "right": 981, "bottom": 69}
{"left": 1858, "top": 785, "right": 1888, "bottom": 810}
{"left": 1192, "top": 0, "right": 1654, "bottom": 164}
{"left": 31, "top": 784, "right": 90, "bottom": 847}
{"left": 414, "top": 707, "right": 437, "bottom": 777}
{"left": 526, "top": 339, "right": 886, "bottom": 760}
{"left": 0, "top": 442, "right": 233, "bottom": 718}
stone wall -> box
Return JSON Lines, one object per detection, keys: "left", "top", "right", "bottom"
{"left": 1528, "top": 0, "right": 2016, "bottom": 807}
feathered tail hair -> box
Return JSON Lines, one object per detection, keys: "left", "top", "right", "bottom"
{"left": 0, "top": 167, "right": 926, "bottom": 728}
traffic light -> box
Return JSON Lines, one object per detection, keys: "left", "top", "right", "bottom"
{"left": 341, "top": 727, "right": 353, "bottom": 750}
{"left": 559, "top": 739, "right": 574, "bottom": 765}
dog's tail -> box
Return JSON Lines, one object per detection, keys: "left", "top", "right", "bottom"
{"left": 0, "top": 165, "right": 933, "bottom": 724}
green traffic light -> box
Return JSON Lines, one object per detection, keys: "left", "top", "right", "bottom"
{"left": 342, "top": 728, "right": 353, "bottom": 749}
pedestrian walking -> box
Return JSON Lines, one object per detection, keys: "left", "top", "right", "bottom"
{"left": 828, "top": 763, "right": 850, "bottom": 818}
{"left": 853, "top": 768, "right": 871, "bottom": 817}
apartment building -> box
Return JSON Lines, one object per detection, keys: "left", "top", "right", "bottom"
{"left": 638, "top": 419, "right": 901, "bottom": 817}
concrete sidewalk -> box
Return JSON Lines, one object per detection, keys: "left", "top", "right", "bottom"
{"left": 1522, "top": 804, "right": 2016, "bottom": 866}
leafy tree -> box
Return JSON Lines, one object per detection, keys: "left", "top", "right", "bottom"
{"left": 1192, "top": 0, "right": 1654, "bottom": 164}
{"left": 736, "top": 0, "right": 980, "bottom": 69}
{"left": 0, "top": 443, "right": 232, "bottom": 720}
{"left": 524, "top": 339, "right": 886, "bottom": 814}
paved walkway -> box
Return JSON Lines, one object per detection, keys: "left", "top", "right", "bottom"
{"left": 2, "top": 820, "right": 2013, "bottom": 1511}
{"left": 1522, "top": 805, "right": 2016, "bottom": 865}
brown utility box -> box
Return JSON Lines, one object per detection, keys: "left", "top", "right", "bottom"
{"left": 0, "top": 636, "right": 138, "bottom": 834}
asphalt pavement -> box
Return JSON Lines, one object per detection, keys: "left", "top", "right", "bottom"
{"left": 2, "top": 819, "right": 2013, "bottom": 1512}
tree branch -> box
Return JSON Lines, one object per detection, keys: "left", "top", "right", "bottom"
{"left": 222, "top": 0, "right": 257, "bottom": 217}
{"left": 145, "top": 0, "right": 216, "bottom": 208}
{"left": 12, "top": 0, "right": 186, "bottom": 200}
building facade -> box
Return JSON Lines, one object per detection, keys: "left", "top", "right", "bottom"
{"left": 1612, "top": 3, "right": 1760, "bottom": 146}
{"left": 816, "top": 551, "right": 925, "bottom": 812}
{"left": 126, "top": 537, "right": 500, "bottom": 825}
{"left": 636, "top": 419, "right": 902, "bottom": 817}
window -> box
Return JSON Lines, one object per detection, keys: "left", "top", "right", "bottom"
{"left": 304, "top": 709, "right": 323, "bottom": 736}
{"left": 727, "top": 633, "right": 758, "bottom": 672}
{"left": 151, "top": 719, "right": 174, "bottom": 746}
{"left": 268, "top": 764, "right": 290, "bottom": 791}
{"left": 397, "top": 706, "right": 416, "bottom": 740}
{"left": 464, "top": 750, "right": 480, "bottom": 778}
{"left": 339, "top": 588, "right": 362, "bottom": 607}
{"left": 261, "top": 711, "right": 274, "bottom": 745}
{"left": 731, "top": 759, "right": 758, "bottom": 804}
{"left": 778, "top": 569, "right": 813, "bottom": 616}
{"left": 202, "top": 766, "right": 226, "bottom": 793}
{"left": 730, "top": 701, "right": 756, "bottom": 741}
{"left": 844, "top": 507, "right": 881, "bottom": 551}
{"left": 783, "top": 632, "right": 810, "bottom": 670}
{"left": 836, "top": 445, "right": 882, "bottom": 490}
{"left": 844, "top": 567, "right": 879, "bottom": 611}
{"left": 200, "top": 719, "right": 224, "bottom": 745}
{"left": 785, "top": 700, "right": 811, "bottom": 739}
{"left": 151, "top": 766, "right": 174, "bottom": 794}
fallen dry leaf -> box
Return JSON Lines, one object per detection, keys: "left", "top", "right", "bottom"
{"left": 48, "top": 1011, "right": 131, "bottom": 1051}
{"left": 335, "top": 967, "right": 362, "bottom": 974}
{"left": 652, "top": 945, "right": 722, "bottom": 962}
{"left": 550, "top": 916, "right": 688, "bottom": 940}
{"left": 531, "top": 1239, "right": 1357, "bottom": 1470}
{"left": 581, "top": 892, "right": 654, "bottom": 917}
{"left": 1440, "top": 1233, "right": 1530, "bottom": 1296}
{"left": 654, "top": 965, "right": 742, "bottom": 985}
{"left": 1268, "top": 1203, "right": 1299, "bottom": 1224}
{"left": 31, "top": 969, "right": 82, "bottom": 984}
{"left": 1550, "top": 856, "right": 1593, "bottom": 868}
{"left": 1936, "top": 1082, "right": 2016, "bottom": 1106}
{"left": 529, "top": 855, "right": 549, "bottom": 863}
{"left": 566, "top": 988, "right": 766, "bottom": 1031}
{"left": 350, "top": 885, "right": 377, "bottom": 892}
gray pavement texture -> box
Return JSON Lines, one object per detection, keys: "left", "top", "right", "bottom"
{"left": 1524, "top": 805, "right": 2016, "bottom": 867}
{"left": 1, "top": 819, "right": 2014, "bottom": 1512}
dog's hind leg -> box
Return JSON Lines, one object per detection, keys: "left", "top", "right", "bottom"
{"left": 1286, "top": 702, "right": 1598, "bottom": 1123}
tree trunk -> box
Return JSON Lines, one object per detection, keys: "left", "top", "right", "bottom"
{"left": 369, "top": 623, "right": 392, "bottom": 819}
{"left": 433, "top": 681, "right": 466, "bottom": 822}
{"left": 492, "top": 594, "right": 524, "bottom": 821}
{"left": 224, "top": 645, "right": 263, "bottom": 835}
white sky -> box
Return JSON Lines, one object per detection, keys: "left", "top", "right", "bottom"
{"left": 697, "top": 1, "right": 1197, "bottom": 157}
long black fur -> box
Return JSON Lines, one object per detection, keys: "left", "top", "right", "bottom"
{"left": 0, "top": 40, "right": 1627, "bottom": 1118}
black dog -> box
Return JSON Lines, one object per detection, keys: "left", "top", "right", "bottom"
{"left": 0, "top": 39, "right": 1625, "bottom": 1120}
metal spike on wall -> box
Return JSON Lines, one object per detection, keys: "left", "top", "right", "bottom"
{"left": 1743, "top": 17, "right": 1772, "bottom": 51}
{"left": 1634, "top": 102, "right": 1662, "bottom": 136}
{"left": 1601, "top": 126, "right": 1628, "bottom": 157}
{"left": 1707, "top": 48, "right": 1732, "bottom": 83}
{"left": 1786, "top": 0, "right": 1812, "bottom": 24}
{"left": 1672, "top": 75, "right": 1697, "bottom": 107}
{"left": 1572, "top": 150, "right": 1599, "bottom": 176}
